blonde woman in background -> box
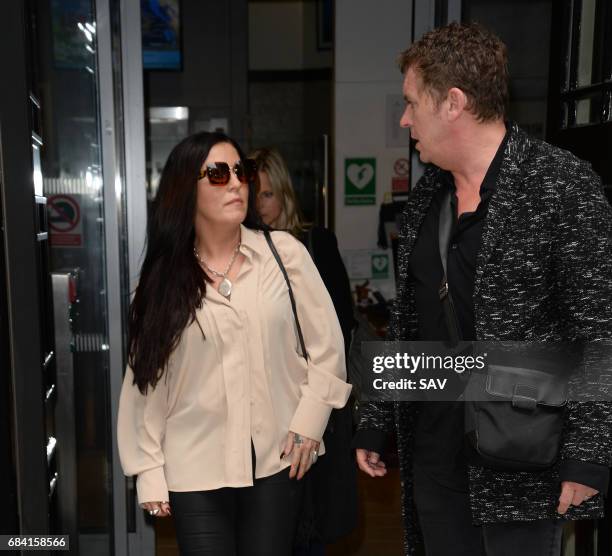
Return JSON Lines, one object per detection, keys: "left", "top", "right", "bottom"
{"left": 250, "top": 147, "right": 358, "bottom": 553}
{"left": 252, "top": 147, "right": 304, "bottom": 234}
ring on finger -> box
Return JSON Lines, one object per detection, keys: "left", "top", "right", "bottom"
{"left": 149, "top": 508, "right": 160, "bottom": 516}
{"left": 311, "top": 449, "right": 318, "bottom": 464}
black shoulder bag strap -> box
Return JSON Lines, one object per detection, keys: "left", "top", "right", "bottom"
{"left": 264, "top": 230, "right": 309, "bottom": 361}
{"left": 438, "top": 190, "right": 462, "bottom": 346}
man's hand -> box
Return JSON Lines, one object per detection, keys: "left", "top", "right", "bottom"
{"left": 356, "top": 448, "right": 387, "bottom": 477}
{"left": 140, "top": 501, "right": 171, "bottom": 517}
{"left": 557, "top": 481, "right": 598, "bottom": 514}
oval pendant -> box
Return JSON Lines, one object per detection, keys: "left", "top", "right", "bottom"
{"left": 218, "top": 278, "right": 232, "bottom": 298}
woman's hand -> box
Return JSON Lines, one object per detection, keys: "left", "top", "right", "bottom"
{"left": 140, "top": 501, "right": 172, "bottom": 517}
{"left": 281, "top": 431, "right": 320, "bottom": 480}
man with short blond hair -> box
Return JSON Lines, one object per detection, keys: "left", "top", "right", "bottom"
{"left": 354, "top": 22, "right": 612, "bottom": 556}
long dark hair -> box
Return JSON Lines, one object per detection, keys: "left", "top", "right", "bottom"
{"left": 128, "top": 132, "right": 263, "bottom": 393}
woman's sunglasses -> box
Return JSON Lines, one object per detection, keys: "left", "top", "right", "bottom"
{"left": 198, "top": 159, "right": 258, "bottom": 186}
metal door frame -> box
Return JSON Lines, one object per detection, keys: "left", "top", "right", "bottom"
{"left": 0, "top": 1, "right": 50, "bottom": 536}
{"left": 95, "top": 0, "right": 150, "bottom": 554}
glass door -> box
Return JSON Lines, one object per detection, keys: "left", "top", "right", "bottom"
{"left": 547, "top": 0, "right": 612, "bottom": 201}
{"left": 547, "top": 2, "right": 612, "bottom": 554}
{"left": 30, "top": 0, "right": 117, "bottom": 552}
{"left": 3, "top": 1, "right": 149, "bottom": 553}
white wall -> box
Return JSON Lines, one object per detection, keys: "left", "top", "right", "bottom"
{"left": 334, "top": 0, "right": 413, "bottom": 253}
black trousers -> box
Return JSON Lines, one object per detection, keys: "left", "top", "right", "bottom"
{"left": 482, "top": 519, "right": 563, "bottom": 556}
{"left": 413, "top": 464, "right": 563, "bottom": 556}
{"left": 170, "top": 448, "right": 303, "bottom": 556}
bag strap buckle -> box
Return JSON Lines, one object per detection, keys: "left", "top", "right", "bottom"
{"left": 512, "top": 383, "right": 538, "bottom": 411}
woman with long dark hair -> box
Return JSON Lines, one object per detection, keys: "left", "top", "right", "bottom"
{"left": 117, "top": 132, "right": 351, "bottom": 555}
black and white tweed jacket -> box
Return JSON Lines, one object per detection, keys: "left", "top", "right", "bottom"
{"left": 357, "top": 123, "right": 612, "bottom": 555}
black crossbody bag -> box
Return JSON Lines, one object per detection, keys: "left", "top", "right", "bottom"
{"left": 264, "top": 231, "right": 309, "bottom": 361}
{"left": 437, "top": 190, "right": 567, "bottom": 472}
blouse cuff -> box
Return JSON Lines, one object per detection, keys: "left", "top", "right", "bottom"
{"left": 290, "top": 396, "right": 334, "bottom": 442}
{"left": 136, "top": 467, "right": 169, "bottom": 504}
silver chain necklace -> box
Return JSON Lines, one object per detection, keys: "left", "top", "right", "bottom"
{"left": 193, "top": 242, "right": 241, "bottom": 298}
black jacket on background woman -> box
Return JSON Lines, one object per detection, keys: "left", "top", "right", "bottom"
{"left": 300, "top": 226, "right": 358, "bottom": 544}
{"left": 356, "top": 124, "right": 612, "bottom": 555}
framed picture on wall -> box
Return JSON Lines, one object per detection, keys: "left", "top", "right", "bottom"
{"left": 316, "top": 0, "right": 333, "bottom": 50}
{"left": 141, "top": 0, "right": 182, "bottom": 70}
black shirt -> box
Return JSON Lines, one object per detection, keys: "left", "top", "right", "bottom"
{"left": 409, "top": 130, "right": 509, "bottom": 490}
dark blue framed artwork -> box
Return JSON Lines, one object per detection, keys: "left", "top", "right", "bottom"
{"left": 141, "top": 0, "right": 182, "bottom": 70}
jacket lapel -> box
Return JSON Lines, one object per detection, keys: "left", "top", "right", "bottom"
{"left": 473, "top": 123, "right": 534, "bottom": 302}
{"left": 401, "top": 168, "right": 444, "bottom": 257}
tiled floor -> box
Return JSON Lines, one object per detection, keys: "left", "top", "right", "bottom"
{"left": 156, "top": 468, "right": 405, "bottom": 556}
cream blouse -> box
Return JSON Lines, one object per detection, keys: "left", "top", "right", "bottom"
{"left": 117, "top": 226, "right": 352, "bottom": 504}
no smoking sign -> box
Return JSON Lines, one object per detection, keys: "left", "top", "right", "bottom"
{"left": 392, "top": 158, "right": 410, "bottom": 194}
{"left": 48, "top": 194, "right": 83, "bottom": 247}
{"left": 393, "top": 158, "right": 410, "bottom": 177}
